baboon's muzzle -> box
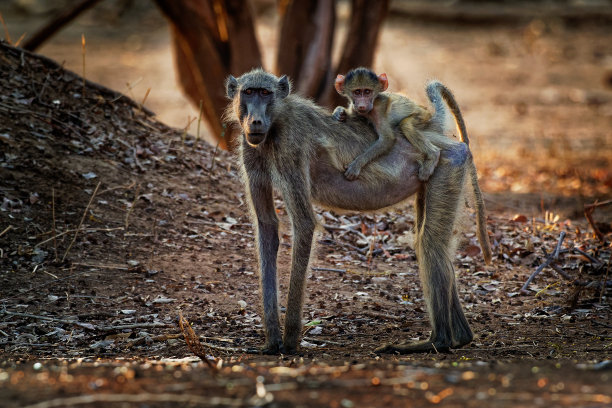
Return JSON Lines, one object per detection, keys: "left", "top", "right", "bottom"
{"left": 245, "top": 131, "right": 266, "bottom": 147}
{"left": 243, "top": 102, "right": 269, "bottom": 147}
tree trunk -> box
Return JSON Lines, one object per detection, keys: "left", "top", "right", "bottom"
{"left": 154, "top": 0, "right": 261, "bottom": 149}
{"left": 156, "top": 0, "right": 388, "bottom": 148}
{"left": 319, "top": 0, "right": 390, "bottom": 108}
{"left": 276, "top": 0, "right": 336, "bottom": 101}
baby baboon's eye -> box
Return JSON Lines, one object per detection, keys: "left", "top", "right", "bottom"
{"left": 364, "top": 89, "right": 371, "bottom": 95}
{"left": 353, "top": 90, "right": 361, "bottom": 96}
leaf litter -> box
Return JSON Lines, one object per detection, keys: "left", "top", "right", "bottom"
{"left": 0, "top": 38, "right": 611, "bottom": 407}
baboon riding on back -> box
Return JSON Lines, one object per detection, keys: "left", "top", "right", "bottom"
{"left": 225, "top": 68, "right": 491, "bottom": 354}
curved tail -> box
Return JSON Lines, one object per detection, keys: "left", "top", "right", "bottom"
{"left": 426, "top": 80, "right": 470, "bottom": 146}
{"left": 426, "top": 80, "right": 492, "bottom": 264}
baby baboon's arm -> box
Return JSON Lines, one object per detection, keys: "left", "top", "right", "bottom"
{"left": 344, "top": 98, "right": 396, "bottom": 180}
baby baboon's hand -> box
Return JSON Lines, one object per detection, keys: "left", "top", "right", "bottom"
{"left": 344, "top": 161, "right": 361, "bottom": 180}
{"left": 332, "top": 107, "right": 347, "bottom": 122}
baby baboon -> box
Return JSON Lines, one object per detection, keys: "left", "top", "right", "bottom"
{"left": 225, "top": 68, "right": 491, "bottom": 355}
{"left": 333, "top": 67, "right": 439, "bottom": 181}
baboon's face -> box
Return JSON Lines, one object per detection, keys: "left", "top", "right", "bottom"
{"left": 226, "top": 72, "right": 290, "bottom": 148}
{"left": 238, "top": 87, "right": 274, "bottom": 147}
{"left": 350, "top": 88, "right": 376, "bottom": 115}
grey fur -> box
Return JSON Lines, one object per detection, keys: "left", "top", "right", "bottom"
{"left": 225, "top": 68, "right": 492, "bottom": 354}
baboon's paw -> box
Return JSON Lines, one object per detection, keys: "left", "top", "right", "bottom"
{"left": 254, "top": 340, "right": 284, "bottom": 355}
{"left": 451, "top": 337, "right": 473, "bottom": 349}
{"left": 334, "top": 112, "right": 347, "bottom": 122}
{"left": 417, "top": 163, "right": 436, "bottom": 181}
{"left": 343, "top": 163, "right": 361, "bottom": 181}
{"left": 279, "top": 344, "right": 299, "bottom": 355}
{"left": 417, "top": 151, "right": 441, "bottom": 181}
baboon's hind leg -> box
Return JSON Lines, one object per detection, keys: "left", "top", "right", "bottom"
{"left": 399, "top": 117, "right": 440, "bottom": 181}
{"left": 377, "top": 145, "right": 471, "bottom": 354}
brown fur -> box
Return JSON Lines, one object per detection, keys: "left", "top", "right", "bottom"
{"left": 225, "top": 68, "right": 492, "bottom": 354}
{"left": 333, "top": 67, "right": 440, "bottom": 181}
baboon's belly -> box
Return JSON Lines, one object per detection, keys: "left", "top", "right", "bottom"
{"left": 310, "top": 138, "right": 423, "bottom": 211}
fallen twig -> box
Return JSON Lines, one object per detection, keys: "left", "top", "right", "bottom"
{"left": 0, "top": 225, "right": 14, "bottom": 238}
{"left": 51, "top": 188, "right": 58, "bottom": 262}
{"left": 124, "top": 184, "right": 141, "bottom": 231}
{"left": 584, "top": 199, "right": 612, "bottom": 242}
{"left": 36, "top": 227, "right": 124, "bottom": 248}
{"left": 99, "top": 322, "right": 171, "bottom": 331}
{"left": 62, "top": 181, "right": 101, "bottom": 262}
{"left": 573, "top": 247, "right": 601, "bottom": 265}
{"left": 600, "top": 257, "right": 610, "bottom": 303}
{"left": 303, "top": 336, "right": 344, "bottom": 346}
{"left": 521, "top": 231, "right": 566, "bottom": 294}
{"left": 71, "top": 262, "right": 129, "bottom": 270}
{"left": 20, "top": 393, "right": 247, "bottom": 408}
{"left": 312, "top": 267, "right": 347, "bottom": 274}
{"left": 1, "top": 311, "right": 96, "bottom": 331}
{"left": 198, "top": 341, "right": 248, "bottom": 353}
{"left": 178, "top": 312, "right": 217, "bottom": 370}
{"left": 549, "top": 263, "right": 573, "bottom": 281}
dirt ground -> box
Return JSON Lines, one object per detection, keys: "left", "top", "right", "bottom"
{"left": 1, "top": 2, "right": 611, "bottom": 407}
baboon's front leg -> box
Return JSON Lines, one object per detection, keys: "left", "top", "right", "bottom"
{"left": 377, "top": 143, "right": 472, "bottom": 354}
{"left": 278, "top": 171, "right": 317, "bottom": 353}
{"left": 246, "top": 172, "right": 282, "bottom": 354}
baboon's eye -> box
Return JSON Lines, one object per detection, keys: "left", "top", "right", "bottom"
{"left": 244, "top": 89, "right": 253, "bottom": 95}
{"left": 261, "top": 89, "right": 271, "bottom": 95}
{"left": 353, "top": 90, "right": 361, "bottom": 96}
{"left": 364, "top": 89, "right": 371, "bottom": 95}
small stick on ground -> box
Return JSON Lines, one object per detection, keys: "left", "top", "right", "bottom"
{"left": 61, "top": 181, "right": 101, "bottom": 262}
{"left": 36, "top": 227, "right": 124, "bottom": 248}
{"left": 0, "top": 225, "right": 13, "bottom": 238}
{"left": 584, "top": 199, "right": 612, "bottom": 242}
{"left": 99, "top": 322, "right": 171, "bottom": 331}
{"left": 573, "top": 247, "right": 601, "bottom": 265}
{"left": 52, "top": 188, "right": 58, "bottom": 262}
{"left": 1, "top": 310, "right": 97, "bottom": 331}
{"left": 178, "top": 312, "right": 217, "bottom": 371}
{"left": 600, "top": 257, "right": 610, "bottom": 304}
{"left": 208, "top": 123, "right": 226, "bottom": 172}
{"left": 521, "top": 231, "right": 566, "bottom": 294}
{"left": 124, "top": 184, "right": 141, "bottom": 231}
{"left": 0, "top": 12, "right": 11, "bottom": 44}
{"left": 141, "top": 87, "right": 151, "bottom": 109}
{"left": 312, "top": 267, "right": 347, "bottom": 274}
{"left": 195, "top": 99, "right": 203, "bottom": 149}
{"left": 81, "top": 33, "right": 86, "bottom": 96}
{"left": 20, "top": 393, "right": 246, "bottom": 408}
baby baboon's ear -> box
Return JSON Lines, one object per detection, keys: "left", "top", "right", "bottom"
{"left": 277, "top": 75, "right": 291, "bottom": 99}
{"left": 225, "top": 75, "right": 238, "bottom": 99}
{"left": 335, "top": 75, "right": 345, "bottom": 95}
{"left": 378, "top": 73, "right": 388, "bottom": 91}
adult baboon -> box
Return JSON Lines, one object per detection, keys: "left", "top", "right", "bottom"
{"left": 225, "top": 68, "right": 491, "bottom": 354}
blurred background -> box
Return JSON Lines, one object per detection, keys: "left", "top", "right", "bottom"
{"left": 1, "top": 0, "right": 611, "bottom": 217}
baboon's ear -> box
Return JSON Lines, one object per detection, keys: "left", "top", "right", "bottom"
{"left": 226, "top": 75, "right": 238, "bottom": 99}
{"left": 378, "top": 73, "right": 388, "bottom": 91}
{"left": 277, "top": 75, "right": 290, "bottom": 99}
{"left": 335, "top": 75, "right": 345, "bottom": 95}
